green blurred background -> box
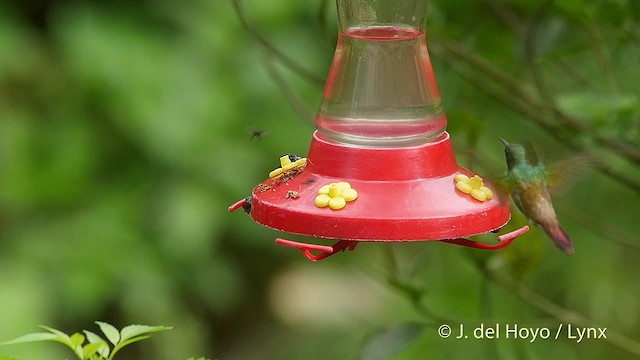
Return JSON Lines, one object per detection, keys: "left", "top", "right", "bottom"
{"left": 1, "top": 0, "right": 639, "bottom": 359}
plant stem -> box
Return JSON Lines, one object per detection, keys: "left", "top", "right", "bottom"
{"left": 472, "top": 258, "right": 640, "bottom": 357}
{"left": 230, "top": 0, "right": 325, "bottom": 87}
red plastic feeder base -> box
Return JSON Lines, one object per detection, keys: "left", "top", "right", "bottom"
{"left": 230, "top": 131, "right": 528, "bottom": 261}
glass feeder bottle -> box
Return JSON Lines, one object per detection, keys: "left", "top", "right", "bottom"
{"left": 229, "top": 0, "right": 531, "bottom": 261}
{"left": 316, "top": 0, "right": 446, "bottom": 147}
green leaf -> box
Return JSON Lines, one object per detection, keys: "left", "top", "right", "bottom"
{"left": 0, "top": 356, "right": 22, "bottom": 360}
{"left": 109, "top": 335, "right": 150, "bottom": 360}
{"left": 95, "top": 322, "right": 120, "bottom": 346}
{"left": 1, "top": 332, "right": 59, "bottom": 345}
{"left": 82, "top": 331, "right": 110, "bottom": 358}
{"left": 70, "top": 332, "right": 85, "bottom": 347}
{"left": 108, "top": 325, "right": 171, "bottom": 360}
{"left": 38, "top": 325, "right": 70, "bottom": 338}
{"left": 107, "top": 326, "right": 171, "bottom": 359}
{"left": 82, "top": 342, "right": 105, "bottom": 359}
{"left": 70, "top": 333, "right": 86, "bottom": 359}
{"left": 119, "top": 325, "right": 172, "bottom": 343}
{"left": 117, "top": 334, "right": 150, "bottom": 348}
{"left": 82, "top": 330, "right": 105, "bottom": 345}
{"left": 3, "top": 326, "right": 80, "bottom": 359}
{"left": 38, "top": 325, "right": 75, "bottom": 349}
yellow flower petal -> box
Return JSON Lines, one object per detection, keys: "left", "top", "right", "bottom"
{"left": 269, "top": 168, "right": 284, "bottom": 178}
{"left": 341, "top": 188, "right": 358, "bottom": 202}
{"left": 454, "top": 174, "right": 470, "bottom": 183}
{"left": 329, "top": 197, "right": 347, "bottom": 210}
{"left": 279, "top": 155, "right": 292, "bottom": 167}
{"left": 469, "top": 175, "right": 483, "bottom": 189}
{"left": 315, "top": 194, "right": 331, "bottom": 208}
{"left": 335, "top": 182, "right": 351, "bottom": 191}
{"left": 456, "top": 181, "right": 473, "bottom": 194}
{"left": 328, "top": 183, "right": 342, "bottom": 198}
{"left": 479, "top": 186, "right": 493, "bottom": 200}
{"left": 471, "top": 188, "right": 487, "bottom": 201}
{"left": 318, "top": 184, "right": 331, "bottom": 195}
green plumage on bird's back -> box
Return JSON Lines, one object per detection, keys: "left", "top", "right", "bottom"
{"left": 506, "top": 162, "right": 548, "bottom": 187}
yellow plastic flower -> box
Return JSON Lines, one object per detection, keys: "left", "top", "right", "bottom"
{"left": 315, "top": 182, "right": 358, "bottom": 210}
{"left": 269, "top": 155, "right": 307, "bottom": 178}
{"left": 454, "top": 174, "right": 493, "bottom": 202}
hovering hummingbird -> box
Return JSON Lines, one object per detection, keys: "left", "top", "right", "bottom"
{"left": 500, "top": 139, "right": 574, "bottom": 255}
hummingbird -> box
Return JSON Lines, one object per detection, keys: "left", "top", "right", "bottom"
{"left": 500, "top": 139, "right": 574, "bottom": 255}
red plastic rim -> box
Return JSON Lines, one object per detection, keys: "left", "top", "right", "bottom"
{"left": 248, "top": 131, "right": 511, "bottom": 241}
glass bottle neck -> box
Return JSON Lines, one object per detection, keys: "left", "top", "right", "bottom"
{"left": 316, "top": 0, "right": 445, "bottom": 147}
{"left": 337, "top": 0, "right": 427, "bottom": 33}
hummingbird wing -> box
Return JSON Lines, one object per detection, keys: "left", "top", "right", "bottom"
{"left": 523, "top": 140, "right": 541, "bottom": 165}
{"left": 547, "top": 153, "right": 595, "bottom": 196}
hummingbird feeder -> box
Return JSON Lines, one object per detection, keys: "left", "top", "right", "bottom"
{"left": 229, "top": 0, "right": 529, "bottom": 261}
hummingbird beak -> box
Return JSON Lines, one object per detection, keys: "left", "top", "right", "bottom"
{"left": 499, "top": 138, "right": 510, "bottom": 147}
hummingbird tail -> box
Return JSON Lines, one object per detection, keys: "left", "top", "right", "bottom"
{"left": 544, "top": 224, "right": 574, "bottom": 255}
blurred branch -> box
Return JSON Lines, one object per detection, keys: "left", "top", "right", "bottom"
{"left": 231, "top": 0, "right": 325, "bottom": 87}
{"left": 381, "top": 247, "right": 456, "bottom": 324}
{"left": 433, "top": 36, "right": 640, "bottom": 165}
{"left": 583, "top": 20, "right": 618, "bottom": 92}
{"left": 480, "top": 0, "right": 525, "bottom": 35}
{"left": 472, "top": 260, "right": 640, "bottom": 357}
{"left": 316, "top": 0, "right": 334, "bottom": 45}
{"left": 261, "top": 56, "right": 315, "bottom": 123}
{"left": 386, "top": 277, "right": 452, "bottom": 323}
{"left": 521, "top": 5, "right": 640, "bottom": 168}
{"left": 523, "top": 0, "right": 556, "bottom": 107}
{"left": 623, "top": 26, "right": 640, "bottom": 44}
{"left": 316, "top": 0, "right": 330, "bottom": 26}
{"left": 557, "top": 202, "right": 640, "bottom": 252}
{"left": 553, "top": 60, "right": 590, "bottom": 88}
{"left": 429, "top": 36, "right": 640, "bottom": 193}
